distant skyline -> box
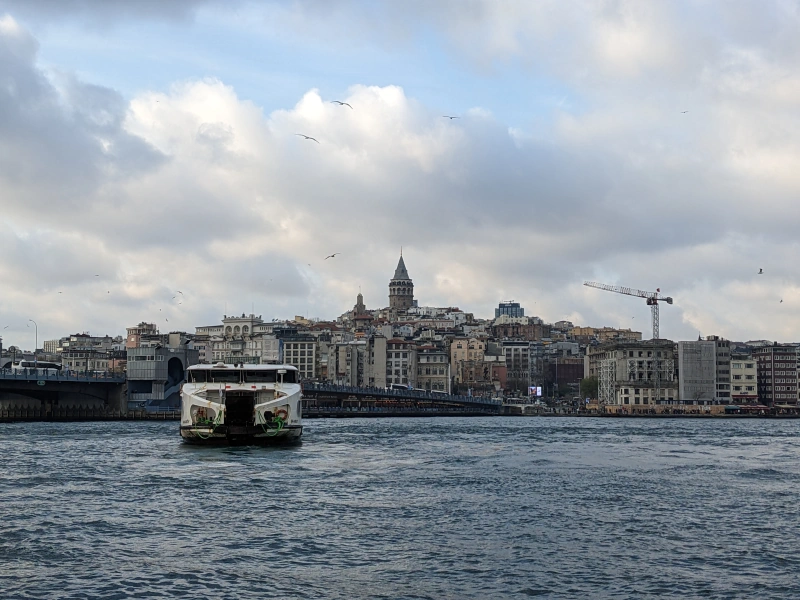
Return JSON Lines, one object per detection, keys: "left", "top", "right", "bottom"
{"left": 1, "top": 1, "right": 800, "bottom": 347}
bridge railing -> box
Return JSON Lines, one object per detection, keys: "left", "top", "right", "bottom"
{"left": 301, "top": 382, "right": 502, "bottom": 406}
{"left": 0, "top": 368, "right": 126, "bottom": 383}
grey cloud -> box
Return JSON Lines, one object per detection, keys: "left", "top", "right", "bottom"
{"left": 0, "top": 0, "right": 219, "bottom": 24}
{"left": 0, "top": 22, "right": 165, "bottom": 214}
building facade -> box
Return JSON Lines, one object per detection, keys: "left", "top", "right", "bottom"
{"left": 677, "top": 341, "right": 717, "bottom": 404}
{"left": 754, "top": 344, "right": 798, "bottom": 406}
{"left": 730, "top": 356, "right": 758, "bottom": 404}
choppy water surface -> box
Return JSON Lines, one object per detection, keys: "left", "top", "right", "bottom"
{"left": 2, "top": 417, "right": 800, "bottom": 599}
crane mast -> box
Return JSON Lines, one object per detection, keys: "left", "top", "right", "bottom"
{"left": 584, "top": 281, "right": 674, "bottom": 406}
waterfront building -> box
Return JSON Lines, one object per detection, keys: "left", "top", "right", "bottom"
{"left": 585, "top": 340, "right": 677, "bottom": 406}
{"left": 495, "top": 301, "right": 524, "bottom": 319}
{"left": 753, "top": 344, "right": 798, "bottom": 406}
{"left": 730, "top": 356, "right": 758, "bottom": 404}
{"left": 388, "top": 253, "right": 415, "bottom": 312}
{"left": 677, "top": 340, "right": 717, "bottom": 404}
{"left": 126, "top": 331, "right": 199, "bottom": 411}
{"left": 706, "top": 335, "right": 732, "bottom": 403}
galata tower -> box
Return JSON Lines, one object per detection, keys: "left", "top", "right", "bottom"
{"left": 389, "top": 253, "right": 414, "bottom": 310}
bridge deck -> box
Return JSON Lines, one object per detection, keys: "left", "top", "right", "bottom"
{"left": 0, "top": 369, "right": 126, "bottom": 383}
{"left": 302, "top": 382, "right": 501, "bottom": 407}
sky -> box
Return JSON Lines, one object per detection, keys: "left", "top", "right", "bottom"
{"left": 1, "top": 0, "right": 800, "bottom": 350}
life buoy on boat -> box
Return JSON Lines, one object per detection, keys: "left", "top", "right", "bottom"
{"left": 274, "top": 407, "right": 289, "bottom": 420}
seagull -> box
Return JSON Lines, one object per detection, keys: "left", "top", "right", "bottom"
{"left": 295, "top": 134, "right": 319, "bottom": 143}
{"left": 331, "top": 100, "right": 352, "bottom": 109}
{"left": 3, "top": 325, "right": 8, "bottom": 329}
{"left": 780, "top": 299, "right": 783, "bottom": 303}
{"left": 94, "top": 274, "right": 100, "bottom": 277}
{"left": 172, "top": 296, "right": 177, "bottom": 300}
{"left": 176, "top": 291, "right": 183, "bottom": 295}
{"left": 681, "top": 110, "right": 688, "bottom": 113}
{"left": 758, "top": 268, "right": 763, "bottom": 274}
{"left": 58, "top": 291, "right": 62, "bottom": 294}
{"left": 324, "top": 253, "right": 340, "bottom": 260}
{"left": 443, "top": 115, "right": 459, "bottom": 119}
{"left": 107, "top": 291, "right": 110, "bottom": 294}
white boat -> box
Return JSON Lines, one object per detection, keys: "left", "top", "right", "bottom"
{"left": 180, "top": 363, "right": 302, "bottom": 445}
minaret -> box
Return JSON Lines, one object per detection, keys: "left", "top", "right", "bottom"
{"left": 354, "top": 291, "right": 366, "bottom": 315}
{"left": 389, "top": 251, "right": 414, "bottom": 310}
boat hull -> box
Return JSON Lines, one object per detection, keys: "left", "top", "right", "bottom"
{"left": 180, "top": 424, "right": 302, "bottom": 445}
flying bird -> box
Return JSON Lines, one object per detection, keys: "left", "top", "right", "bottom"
{"left": 681, "top": 110, "right": 688, "bottom": 113}
{"left": 331, "top": 100, "right": 352, "bottom": 109}
{"left": 324, "top": 253, "right": 340, "bottom": 260}
{"left": 758, "top": 268, "right": 763, "bottom": 274}
{"left": 94, "top": 274, "right": 100, "bottom": 277}
{"left": 3, "top": 325, "right": 8, "bottom": 329}
{"left": 780, "top": 299, "right": 783, "bottom": 303}
{"left": 176, "top": 291, "right": 183, "bottom": 295}
{"left": 295, "top": 134, "right": 320, "bottom": 143}
{"left": 443, "top": 115, "right": 459, "bottom": 119}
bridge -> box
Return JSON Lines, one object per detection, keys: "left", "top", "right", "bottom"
{"left": 0, "top": 369, "right": 127, "bottom": 420}
{"left": 301, "top": 382, "right": 503, "bottom": 416}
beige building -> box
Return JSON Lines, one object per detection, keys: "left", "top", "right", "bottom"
{"left": 366, "top": 335, "right": 388, "bottom": 388}
{"left": 127, "top": 323, "right": 158, "bottom": 349}
{"left": 282, "top": 336, "right": 318, "bottom": 380}
{"left": 450, "top": 337, "right": 486, "bottom": 384}
{"left": 586, "top": 340, "right": 677, "bottom": 406}
{"left": 416, "top": 345, "right": 449, "bottom": 392}
{"left": 730, "top": 357, "right": 758, "bottom": 403}
{"left": 196, "top": 315, "right": 280, "bottom": 364}
{"left": 570, "top": 326, "right": 642, "bottom": 343}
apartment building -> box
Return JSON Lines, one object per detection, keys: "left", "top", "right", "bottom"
{"left": 416, "top": 345, "right": 449, "bottom": 392}
{"left": 754, "top": 344, "right": 798, "bottom": 406}
{"left": 730, "top": 356, "right": 758, "bottom": 404}
{"left": 387, "top": 339, "right": 416, "bottom": 387}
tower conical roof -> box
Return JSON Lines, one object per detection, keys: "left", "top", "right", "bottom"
{"left": 392, "top": 255, "right": 410, "bottom": 280}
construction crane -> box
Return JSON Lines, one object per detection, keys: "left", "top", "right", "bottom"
{"left": 584, "top": 281, "right": 674, "bottom": 406}
{"left": 583, "top": 281, "right": 673, "bottom": 340}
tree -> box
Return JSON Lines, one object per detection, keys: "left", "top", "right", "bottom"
{"left": 580, "top": 376, "right": 599, "bottom": 399}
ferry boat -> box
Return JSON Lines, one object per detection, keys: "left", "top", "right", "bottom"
{"left": 180, "top": 363, "right": 302, "bottom": 445}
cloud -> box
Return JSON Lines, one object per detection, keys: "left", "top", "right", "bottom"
{"left": 0, "top": 0, "right": 219, "bottom": 25}
{"left": 1, "top": 9, "right": 800, "bottom": 348}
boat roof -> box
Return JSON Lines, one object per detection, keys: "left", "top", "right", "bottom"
{"left": 187, "top": 363, "right": 298, "bottom": 371}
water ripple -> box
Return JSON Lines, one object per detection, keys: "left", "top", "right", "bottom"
{"left": 2, "top": 418, "right": 799, "bottom": 599}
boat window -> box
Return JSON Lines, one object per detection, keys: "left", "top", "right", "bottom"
{"left": 188, "top": 370, "right": 208, "bottom": 383}
{"left": 244, "top": 370, "right": 277, "bottom": 383}
{"left": 283, "top": 370, "right": 297, "bottom": 384}
{"left": 210, "top": 370, "right": 241, "bottom": 383}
